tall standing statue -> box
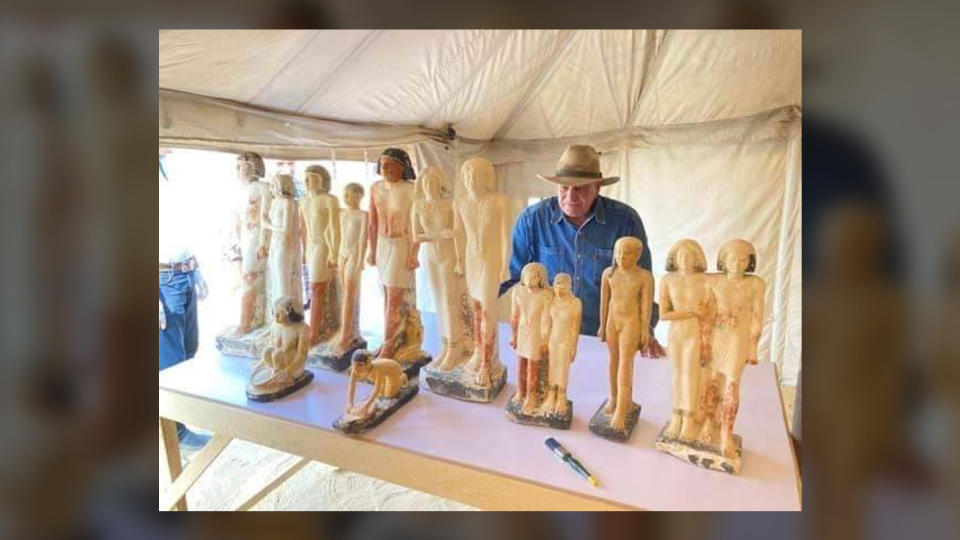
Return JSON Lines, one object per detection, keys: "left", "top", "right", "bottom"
{"left": 541, "top": 273, "right": 581, "bottom": 419}
{"left": 695, "top": 239, "right": 765, "bottom": 472}
{"left": 452, "top": 157, "right": 511, "bottom": 400}
{"left": 246, "top": 297, "right": 314, "bottom": 401}
{"left": 259, "top": 174, "right": 304, "bottom": 315}
{"left": 316, "top": 182, "right": 369, "bottom": 370}
{"left": 506, "top": 263, "right": 553, "bottom": 420}
{"left": 216, "top": 151, "right": 273, "bottom": 358}
{"left": 657, "top": 239, "right": 715, "bottom": 441}
{"left": 366, "top": 148, "right": 430, "bottom": 376}
{"left": 299, "top": 165, "right": 340, "bottom": 345}
{"left": 590, "top": 236, "right": 653, "bottom": 442}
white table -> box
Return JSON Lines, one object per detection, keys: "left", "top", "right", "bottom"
{"left": 159, "top": 313, "right": 800, "bottom": 511}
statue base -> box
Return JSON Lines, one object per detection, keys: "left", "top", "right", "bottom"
{"left": 419, "top": 360, "right": 507, "bottom": 403}
{"left": 333, "top": 381, "right": 419, "bottom": 435}
{"left": 505, "top": 395, "right": 572, "bottom": 429}
{"left": 654, "top": 425, "right": 743, "bottom": 474}
{"left": 588, "top": 399, "right": 641, "bottom": 442}
{"left": 307, "top": 336, "right": 368, "bottom": 372}
{"left": 215, "top": 326, "right": 270, "bottom": 359}
{"left": 245, "top": 370, "right": 314, "bottom": 402}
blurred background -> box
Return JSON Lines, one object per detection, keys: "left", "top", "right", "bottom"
{"left": 2, "top": 0, "right": 959, "bottom": 536}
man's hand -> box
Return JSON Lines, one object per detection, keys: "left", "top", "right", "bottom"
{"left": 194, "top": 269, "right": 208, "bottom": 301}
{"left": 641, "top": 336, "right": 666, "bottom": 358}
{"left": 159, "top": 300, "right": 167, "bottom": 330}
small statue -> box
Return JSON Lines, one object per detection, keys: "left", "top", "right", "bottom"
{"left": 506, "top": 263, "right": 553, "bottom": 416}
{"left": 541, "top": 273, "right": 581, "bottom": 419}
{"left": 365, "top": 148, "right": 430, "bottom": 377}
{"left": 299, "top": 165, "right": 340, "bottom": 345}
{"left": 696, "top": 239, "right": 765, "bottom": 470}
{"left": 452, "top": 157, "right": 511, "bottom": 398}
{"left": 259, "top": 174, "right": 304, "bottom": 317}
{"left": 216, "top": 152, "right": 273, "bottom": 358}
{"left": 590, "top": 236, "right": 653, "bottom": 442}
{"left": 315, "top": 182, "right": 369, "bottom": 370}
{"left": 333, "top": 350, "right": 419, "bottom": 434}
{"left": 658, "top": 239, "right": 715, "bottom": 441}
{"left": 246, "top": 297, "right": 314, "bottom": 401}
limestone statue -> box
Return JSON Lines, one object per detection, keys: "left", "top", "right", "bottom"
{"left": 658, "top": 239, "right": 715, "bottom": 441}
{"left": 590, "top": 236, "right": 653, "bottom": 442}
{"left": 697, "top": 239, "right": 766, "bottom": 463}
{"left": 333, "top": 350, "right": 419, "bottom": 434}
{"left": 299, "top": 165, "right": 340, "bottom": 345}
{"left": 259, "top": 174, "right": 304, "bottom": 316}
{"left": 411, "top": 166, "right": 469, "bottom": 370}
{"left": 507, "top": 262, "right": 553, "bottom": 415}
{"left": 246, "top": 297, "right": 314, "bottom": 401}
{"left": 366, "top": 148, "right": 430, "bottom": 376}
{"left": 541, "top": 273, "right": 581, "bottom": 419}
{"left": 452, "top": 157, "right": 511, "bottom": 395}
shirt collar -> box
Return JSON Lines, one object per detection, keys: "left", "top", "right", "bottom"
{"left": 551, "top": 196, "right": 607, "bottom": 225}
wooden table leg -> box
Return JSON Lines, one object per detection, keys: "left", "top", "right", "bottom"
{"left": 159, "top": 418, "right": 187, "bottom": 511}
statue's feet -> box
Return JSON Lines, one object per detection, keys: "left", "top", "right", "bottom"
{"left": 554, "top": 398, "right": 569, "bottom": 417}
{"left": 602, "top": 399, "right": 616, "bottom": 415}
{"left": 721, "top": 434, "right": 737, "bottom": 458}
{"left": 474, "top": 369, "right": 490, "bottom": 387}
{"left": 463, "top": 352, "right": 481, "bottom": 373}
{"left": 698, "top": 421, "right": 716, "bottom": 445}
{"left": 610, "top": 412, "right": 626, "bottom": 431}
{"left": 679, "top": 419, "right": 700, "bottom": 441}
{"left": 540, "top": 391, "right": 556, "bottom": 414}
{"left": 664, "top": 413, "right": 682, "bottom": 439}
{"left": 522, "top": 397, "right": 537, "bottom": 415}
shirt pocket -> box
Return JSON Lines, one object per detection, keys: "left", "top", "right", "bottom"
{"left": 586, "top": 248, "right": 614, "bottom": 285}
{"left": 540, "top": 246, "right": 570, "bottom": 282}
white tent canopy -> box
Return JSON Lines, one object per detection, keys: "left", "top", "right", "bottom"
{"left": 159, "top": 29, "right": 802, "bottom": 384}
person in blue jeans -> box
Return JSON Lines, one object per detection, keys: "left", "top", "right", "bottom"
{"left": 499, "top": 144, "right": 664, "bottom": 356}
{"left": 159, "top": 152, "right": 211, "bottom": 449}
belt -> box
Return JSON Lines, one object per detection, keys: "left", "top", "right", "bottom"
{"left": 159, "top": 257, "right": 198, "bottom": 273}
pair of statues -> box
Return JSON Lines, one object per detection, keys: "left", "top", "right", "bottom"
{"left": 505, "top": 264, "right": 582, "bottom": 429}
{"left": 418, "top": 158, "right": 511, "bottom": 402}
{"left": 655, "top": 238, "right": 765, "bottom": 474}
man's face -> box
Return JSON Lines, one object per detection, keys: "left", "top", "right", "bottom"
{"left": 380, "top": 157, "right": 404, "bottom": 182}
{"left": 557, "top": 183, "right": 601, "bottom": 221}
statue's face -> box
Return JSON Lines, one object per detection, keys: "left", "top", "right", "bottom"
{"left": 237, "top": 158, "right": 254, "bottom": 180}
{"left": 463, "top": 160, "right": 493, "bottom": 195}
{"left": 614, "top": 240, "right": 641, "bottom": 268}
{"left": 380, "top": 157, "right": 404, "bottom": 182}
{"left": 274, "top": 302, "right": 291, "bottom": 323}
{"left": 305, "top": 173, "right": 322, "bottom": 195}
{"left": 724, "top": 247, "right": 750, "bottom": 276}
{"left": 554, "top": 276, "right": 572, "bottom": 296}
{"left": 422, "top": 169, "right": 446, "bottom": 199}
{"left": 344, "top": 188, "right": 361, "bottom": 208}
{"left": 676, "top": 246, "right": 695, "bottom": 273}
{"left": 522, "top": 266, "right": 544, "bottom": 288}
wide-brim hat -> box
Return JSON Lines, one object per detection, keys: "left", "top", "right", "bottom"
{"left": 537, "top": 144, "right": 619, "bottom": 187}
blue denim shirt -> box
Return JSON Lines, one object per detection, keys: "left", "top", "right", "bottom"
{"left": 498, "top": 195, "right": 658, "bottom": 336}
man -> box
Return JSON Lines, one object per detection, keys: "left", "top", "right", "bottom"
{"left": 159, "top": 151, "right": 211, "bottom": 449}
{"left": 499, "top": 144, "right": 663, "bottom": 356}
